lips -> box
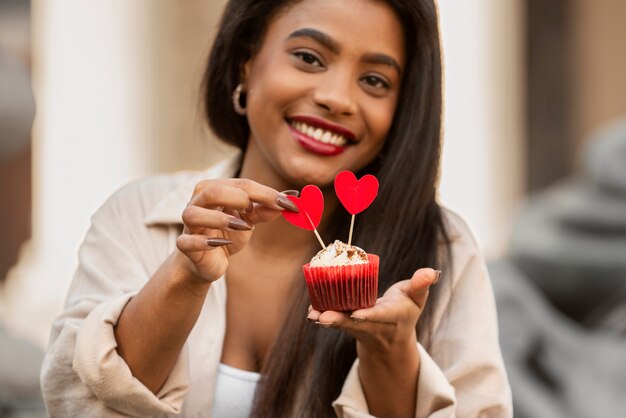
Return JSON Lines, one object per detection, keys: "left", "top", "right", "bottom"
{"left": 287, "top": 115, "right": 356, "bottom": 156}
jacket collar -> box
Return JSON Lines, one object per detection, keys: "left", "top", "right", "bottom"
{"left": 143, "top": 153, "right": 241, "bottom": 226}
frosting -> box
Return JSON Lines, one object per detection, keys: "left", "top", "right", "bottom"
{"left": 309, "top": 240, "right": 368, "bottom": 267}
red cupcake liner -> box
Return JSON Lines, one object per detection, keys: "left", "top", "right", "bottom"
{"left": 302, "top": 254, "right": 379, "bottom": 312}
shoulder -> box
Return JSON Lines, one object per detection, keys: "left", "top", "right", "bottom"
{"left": 93, "top": 155, "right": 241, "bottom": 227}
{"left": 438, "top": 206, "right": 487, "bottom": 286}
{"left": 440, "top": 207, "right": 482, "bottom": 256}
{"left": 92, "top": 170, "right": 195, "bottom": 226}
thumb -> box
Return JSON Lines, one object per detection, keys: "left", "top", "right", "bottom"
{"left": 404, "top": 268, "right": 441, "bottom": 309}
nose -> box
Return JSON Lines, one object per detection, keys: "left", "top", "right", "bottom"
{"left": 312, "top": 72, "right": 357, "bottom": 116}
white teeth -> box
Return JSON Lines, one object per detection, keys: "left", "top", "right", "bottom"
{"left": 321, "top": 131, "right": 332, "bottom": 143}
{"left": 291, "top": 121, "right": 348, "bottom": 146}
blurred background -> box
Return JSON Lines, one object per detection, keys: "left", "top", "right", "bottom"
{"left": 1, "top": 0, "right": 625, "bottom": 416}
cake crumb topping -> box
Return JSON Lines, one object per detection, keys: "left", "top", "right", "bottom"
{"left": 309, "top": 240, "right": 368, "bottom": 267}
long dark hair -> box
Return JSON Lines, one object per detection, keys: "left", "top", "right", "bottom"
{"left": 203, "top": 0, "right": 451, "bottom": 416}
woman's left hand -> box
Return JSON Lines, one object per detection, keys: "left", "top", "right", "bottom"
{"left": 306, "top": 268, "right": 441, "bottom": 351}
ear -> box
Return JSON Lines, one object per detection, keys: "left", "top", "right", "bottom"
{"left": 240, "top": 59, "right": 253, "bottom": 88}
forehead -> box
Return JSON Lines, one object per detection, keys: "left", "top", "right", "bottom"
{"left": 265, "top": 0, "right": 405, "bottom": 64}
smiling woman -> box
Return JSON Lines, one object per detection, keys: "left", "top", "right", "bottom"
{"left": 233, "top": 0, "right": 404, "bottom": 187}
{"left": 40, "top": 0, "right": 512, "bottom": 417}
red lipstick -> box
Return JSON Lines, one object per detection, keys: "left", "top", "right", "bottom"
{"left": 287, "top": 115, "right": 356, "bottom": 156}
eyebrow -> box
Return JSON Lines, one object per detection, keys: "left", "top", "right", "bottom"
{"left": 286, "top": 28, "right": 402, "bottom": 76}
{"left": 287, "top": 28, "right": 340, "bottom": 54}
{"left": 362, "top": 53, "right": 402, "bottom": 76}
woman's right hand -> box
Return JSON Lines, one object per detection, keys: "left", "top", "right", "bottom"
{"left": 175, "top": 178, "right": 299, "bottom": 282}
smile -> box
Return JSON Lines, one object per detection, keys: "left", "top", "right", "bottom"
{"left": 287, "top": 115, "right": 356, "bottom": 156}
{"left": 290, "top": 121, "right": 349, "bottom": 146}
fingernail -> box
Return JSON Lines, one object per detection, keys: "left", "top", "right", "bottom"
{"left": 280, "top": 190, "right": 300, "bottom": 197}
{"left": 306, "top": 317, "right": 316, "bottom": 323}
{"left": 244, "top": 201, "right": 254, "bottom": 213}
{"left": 276, "top": 195, "right": 299, "bottom": 212}
{"left": 314, "top": 321, "right": 333, "bottom": 328}
{"left": 206, "top": 238, "right": 233, "bottom": 247}
{"left": 432, "top": 270, "right": 443, "bottom": 286}
{"left": 227, "top": 217, "right": 253, "bottom": 231}
{"left": 350, "top": 316, "right": 366, "bottom": 323}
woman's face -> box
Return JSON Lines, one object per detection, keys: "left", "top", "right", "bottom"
{"left": 242, "top": 0, "right": 405, "bottom": 188}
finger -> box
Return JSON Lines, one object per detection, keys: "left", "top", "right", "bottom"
{"left": 313, "top": 310, "right": 392, "bottom": 336}
{"left": 191, "top": 180, "right": 299, "bottom": 219}
{"left": 349, "top": 298, "right": 402, "bottom": 325}
{"left": 404, "top": 268, "right": 440, "bottom": 309}
{"left": 224, "top": 178, "right": 300, "bottom": 213}
{"left": 176, "top": 233, "right": 232, "bottom": 253}
{"left": 241, "top": 203, "right": 283, "bottom": 225}
{"left": 182, "top": 205, "right": 253, "bottom": 233}
{"left": 190, "top": 183, "right": 251, "bottom": 211}
{"left": 307, "top": 306, "right": 321, "bottom": 322}
{"left": 316, "top": 310, "right": 351, "bottom": 328}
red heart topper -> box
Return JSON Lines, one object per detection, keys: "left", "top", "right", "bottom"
{"left": 334, "top": 171, "right": 379, "bottom": 215}
{"left": 281, "top": 185, "right": 324, "bottom": 231}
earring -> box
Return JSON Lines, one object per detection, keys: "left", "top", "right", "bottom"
{"left": 232, "top": 84, "right": 247, "bottom": 115}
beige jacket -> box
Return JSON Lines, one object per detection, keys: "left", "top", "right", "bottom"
{"left": 40, "top": 156, "right": 512, "bottom": 418}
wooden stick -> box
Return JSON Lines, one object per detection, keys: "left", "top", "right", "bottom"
{"left": 313, "top": 229, "right": 326, "bottom": 249}
{"left": 305, "top": 212, "right": 326, "bottom": 249}
{"left": 348, "top": 214, "right": 355, "bottom": 246}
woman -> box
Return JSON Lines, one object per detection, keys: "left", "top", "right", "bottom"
{"left": 41, "top": 0, "right": 512, "bottom": 417}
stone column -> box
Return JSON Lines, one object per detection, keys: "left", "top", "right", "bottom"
{"left": 438, "top": 0, "right": 525, "bottom": 258}
{"left": 3, "top": 0, "right": 228, "bottom": 348}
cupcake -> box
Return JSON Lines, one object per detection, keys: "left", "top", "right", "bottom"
{"left": 302, "top": 240, "right": 379, "bottom": 312}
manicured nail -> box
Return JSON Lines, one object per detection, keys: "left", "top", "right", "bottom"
{"left": 244, "top": 201, "right": 254, "bottom": 213}
{"left": 206, "top": 238, "right": 233, "bottom": 247}
{"left": 276, "top": 194, "right": 299, "bottom": 212}
{"left": 350, "top": 316, "right": 366, "bottom": 323}
{"left": 315, "top": 321, "right": 333, "bottom": 328}
{"left": 432, "top": 270, "right": 442, "bottom": 286}
{"left": 280, "top": 190, "right": 300, "bottom": 197}
{"left": 227, "top": 217, "right": 253, "bottom": 231}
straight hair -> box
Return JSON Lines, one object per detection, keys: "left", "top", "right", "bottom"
{"left": 202, "top": 0, "right": 452, "bottom": 415}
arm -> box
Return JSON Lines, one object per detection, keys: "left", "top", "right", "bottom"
{"left": 309, "top": 269, "right": 438, "bottom": 417}
{"left": 41, "top": 177, "right": 295, "bottom": 416}
{"left": 113, "top": 178, "right": 294, "bottom": 393}
{"left": 41, "top": 180, "right": 193, "bottom": 417}
{"left": 311, "top": 212, "right": 512, "bottom": 418}
{"left": 113, "top": 250, "right": 211, "bottom": 394}
{"left": 357, "top": 338, "right": 420, "bottom": 417}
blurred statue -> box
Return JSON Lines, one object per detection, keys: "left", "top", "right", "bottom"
{"left": 493, "top": 118, "right": 626, "bottom": 417}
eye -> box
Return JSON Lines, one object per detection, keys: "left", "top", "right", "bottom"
{"left": 361, "top": 74, "right": 390, "bottom": 90}
{"left": 293, "top": 50, "right": 324, "bottom": 68}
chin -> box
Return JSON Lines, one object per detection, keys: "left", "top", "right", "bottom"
{"left": 286, "top": 170, "right": 336, "bottom": 190}
{"left": 279, "top": 159, "right": 338, "bottom": 189}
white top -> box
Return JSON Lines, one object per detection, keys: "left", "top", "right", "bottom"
{"left": 210, "top": 363, "right": 261, "bottom": 418}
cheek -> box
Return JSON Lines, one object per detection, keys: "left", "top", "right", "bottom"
{"left": 246, "top": 53, "right": 303, "bottom": 110}
{"left": 368, "top": 101, "right": 398, "bottom": 142}
{"left": 247, "top": 73, "right": 300, "bottom": 126}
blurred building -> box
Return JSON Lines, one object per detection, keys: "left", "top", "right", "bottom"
{"left": 527, "top": 0, "right": 626, "bottom": 190}
{"left": 0, "top": 0, "right": 32, "bottom": 308}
